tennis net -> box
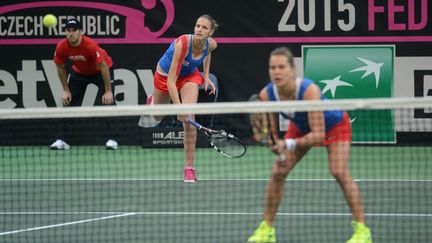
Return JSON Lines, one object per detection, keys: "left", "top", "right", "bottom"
{"left": 0, "top": 97, "right": 431, "bottom": 243}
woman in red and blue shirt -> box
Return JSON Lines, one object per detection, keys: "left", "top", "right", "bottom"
{"left": 146, "top": 15, "right": 218, "bottom": 183}
{"left": 248, "top": 47, "right": 372, "bottom": 243}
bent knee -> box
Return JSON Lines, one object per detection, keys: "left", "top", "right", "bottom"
{"left": 329, "top": 168, "right": 351, "bottom": 181}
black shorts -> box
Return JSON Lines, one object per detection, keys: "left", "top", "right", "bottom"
{"left": 68, "top": 69, "right": 115, "bottom": 106}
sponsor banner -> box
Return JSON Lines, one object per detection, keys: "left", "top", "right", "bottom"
{"left": 0, "top": 0, "right": 431, "bottom": 44}
{"left": 0, "top": 0, "right": 174, "bottom": 44}
{"left": 141, "top": 127, "right": 209, "bottom": 148}
{"left": 0, "top": 58, "right": 154, "bottom": 109}
{"left": 303, "top": 45, "right": 395, "bottom": 143}
{"left": 394, "top": 57, "right": 432, "bottom": 131}
{"left": 0, "top": 45, "right": 159, "bottom": 108}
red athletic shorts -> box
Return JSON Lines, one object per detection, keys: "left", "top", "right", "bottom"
{"left": 284, "top": 112, "right": 352, "bottom": 146}
{"left": 154, "top": 69, "right": 204, "bottom": 94}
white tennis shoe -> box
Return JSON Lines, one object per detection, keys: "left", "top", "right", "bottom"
{"left": 105, "top": 139, "right": 118, "bottom": 150}
{"left": 50, "top": 139, "right": 70, "bottom": 150}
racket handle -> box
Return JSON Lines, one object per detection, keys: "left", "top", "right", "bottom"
{"left": 187, "top": 117, "right": 202, "bottom": 129}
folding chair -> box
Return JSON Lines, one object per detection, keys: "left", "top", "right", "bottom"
{"left": 199, "top": 72, "right": 219, "bottom": 126}
{"left": 199, "top": 72, "right": 219, "bottom": 103}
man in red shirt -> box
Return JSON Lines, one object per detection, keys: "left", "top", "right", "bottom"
{"left": 50, "top": 18, "right": 118, "bottom": 150}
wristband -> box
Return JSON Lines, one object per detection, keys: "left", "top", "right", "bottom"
{"left": 285, "top": 138, "right": 296, "bottom": 151}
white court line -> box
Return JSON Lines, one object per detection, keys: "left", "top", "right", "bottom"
{"left": 1, "top": 178, "right": 431, "bottom": 182}
{"left": 1, "top": 211, "right": 429, "bottom": 236}
{"left": 0, "top": 212, "right": 135, "bottom": 236}
{"left": 0, "top": 212, "right": 430, "bottom": 217}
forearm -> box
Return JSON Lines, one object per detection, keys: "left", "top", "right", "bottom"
{"left": 56, "top": 68, "right": 69, "bottom": 91}
{"left": 202, "top": 56, "right": 211, "bottom": 79}
{"left": 167, "top": 75, "right": 181, "bottom": 104}
{"left": 290, "top": 131, "right": 324, "bottom": 150}
{"left": 285, "top": 87, "right": 325, "bottom": 151}
{"left": 100, "top": 66, "right": 112, "bottom": 92}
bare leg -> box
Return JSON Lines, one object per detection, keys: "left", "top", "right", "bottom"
{"left": 263, "top": 148, "right": 309, "bottom": 226}
{"left": 179, "top": 82, "right": 199, "bottom": 167}
{"left": 152, "top": 88, "right": 171, "bottom": 121}
{"left": 327, "top": 142, "right": 365, "bottom": 223}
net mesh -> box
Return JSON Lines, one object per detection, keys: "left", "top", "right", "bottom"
{"left": 0, "top": 98, "right": 431, "bottom": 243}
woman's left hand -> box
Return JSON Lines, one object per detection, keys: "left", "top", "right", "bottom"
{"left": 203, "top": 78, "right": 216, "bottom": 95}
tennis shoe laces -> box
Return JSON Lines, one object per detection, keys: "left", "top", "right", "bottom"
{"left": 347, "top": 221, "right": 372, "bottom": 243}
{"left": 50, "top": 139, "right": 70, "bottom": 150}
{"left": 183, "top": 167, "right": 197, "bottom": 183}
{"left": 105, "top": 139, "right": 118, "bottom": 150}
{"left": 247, "top": 220, "right": 276, "bottom": 243}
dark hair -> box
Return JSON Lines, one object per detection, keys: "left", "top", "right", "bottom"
{"left": 270, "top": 47, "right": 295, "bottom": 67}
{"left": 199, "top": 14, "right": 218, "bottom": 31}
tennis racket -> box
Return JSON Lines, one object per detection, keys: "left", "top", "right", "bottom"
{"left": 187, "top": 117, "right": 247, "bottom": 158}
{"left": 248, "top": 94, "right": 286, "bottom": 160}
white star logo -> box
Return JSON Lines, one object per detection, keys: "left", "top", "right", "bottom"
{"left": 349, "top": 57, "right": 384, "bottom": 88}
{"left": 319, "top": 75, "right": 353, "bottom": 98}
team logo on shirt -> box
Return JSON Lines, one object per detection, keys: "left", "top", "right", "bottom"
{"left": 68, "top": 55, "right": 86, "bottom": 61}
{"left": 182, "top": 60, "right": 190, "bottom": 67}
{"left": 303, "top": 45, "right": 394, "bottom": 143}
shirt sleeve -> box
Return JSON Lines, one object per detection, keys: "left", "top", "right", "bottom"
{"left": 95, "top": 47, "right": 105, "bottom": 65}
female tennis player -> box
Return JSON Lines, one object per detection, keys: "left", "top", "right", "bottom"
{"left": 247, "top": 47, "right": 372, "bottom": 243}
{"left": 144, "top": 15, "right": 217, "bottom": 183}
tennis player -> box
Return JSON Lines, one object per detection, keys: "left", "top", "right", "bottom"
{"left": 142, "top": 14, "right": 217, "bottom": 183}
{"left": 50, "top": 18, "right": 118, "bottom": 150}
{"left": 247, "top": 47, "right": 372, "bottom": 243}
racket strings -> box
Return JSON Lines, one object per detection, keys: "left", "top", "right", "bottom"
{"left": 210, "top": 131, "right": 245, "bottom": 157}
{"left": 250, "top": 112, "right": 272, "bottom": 145}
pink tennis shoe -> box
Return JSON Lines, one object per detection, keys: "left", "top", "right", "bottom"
{"left": 183, "top": 167, "right": 197, "bottom": 183}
